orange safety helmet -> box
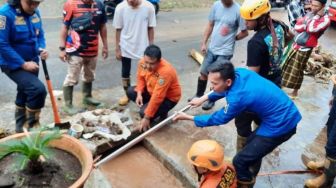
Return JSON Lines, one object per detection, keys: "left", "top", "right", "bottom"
{"left": 240, "top": 0, "right": 271, "bottom": 20}
{"left": 187, "top": 140, "right": 224, "bottom": 171}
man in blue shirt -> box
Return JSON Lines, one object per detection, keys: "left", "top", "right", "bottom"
{"left": 174, "top": 62, "right": 301, "bottom": 187}
{"left": 0, "top": 0, "right": 48, "bottom": 134}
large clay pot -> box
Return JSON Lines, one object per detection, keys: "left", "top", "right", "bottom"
{"left": 0, "top": 133, "right": 93, "bottom": 188}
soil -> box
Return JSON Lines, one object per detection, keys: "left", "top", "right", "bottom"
{"left": 0, "top": 148, "right": 82, "bottom": 188}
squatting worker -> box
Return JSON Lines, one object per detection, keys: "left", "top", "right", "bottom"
{"left": 187, "top": 140, "right": 237, "bottom": 188}
{"left": 127, "top": 45, "right": 181, "bottom": 132}
{"left": 173, "top": 62, "right": 301, "bottom": 187}
{"left": 0, "top": 0, "right": 48, "bottom": 133}
{"left": 59, "top": 0, "right": 108, "bottom": 115}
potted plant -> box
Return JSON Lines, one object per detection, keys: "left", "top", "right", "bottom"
{"left": 0, "top": 128, "right": 93, "bottom": 188}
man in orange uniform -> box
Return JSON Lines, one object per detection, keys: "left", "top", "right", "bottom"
{"left": 126, "top": 45, "right": 181, "bottom": 132}
{"left": 187, "top": 140, "right": 237, "bottom": 188}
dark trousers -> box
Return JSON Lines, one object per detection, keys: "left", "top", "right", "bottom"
{"left": 126, "top": 86, "right": 177, "bottom": 120}
{"left": 2, "top": 68, "right": 47, "bottom": 109}
{"left": 121, "top": 57, "right": 132, "bottom": 78}
{"left": 326, "top": 98, "right": 336, "bottom": 159}
{"left": 232, "top": 128, "right": 296, "bottom": 182}
{"left": 235, "top": 111, "right": 261, "bottom": 137}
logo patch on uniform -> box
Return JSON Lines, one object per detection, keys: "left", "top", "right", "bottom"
{"left": 217, "top": 167, "right": 235, "bottom": 188}
{"left": 0, "top": 15, "right": 6, "bottom": 30}
{"left": 15, "top": 16, "right": 26, "bottom": 25}
{"left": 158, "top": 78, "right": 165, "bottom": 86}
{"left": 31, "top": 16, "right": 40, "bottom": 23}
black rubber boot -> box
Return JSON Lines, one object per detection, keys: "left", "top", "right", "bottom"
{"left": 237, "top": 178, "right": 255, "bottom": 188}
{"left": 119, "top": 78, "right": 130, "bottom": 106}
{"left": 62, "top": 86, "right": 80, "bottom": 115}
{"left": 14, "top": 105, "right": 26, "bottom": 133}
{"left": 82, "top": 82, "right": 104, "bottom": 107}
{"left": 188, "top": 77, "right": 207, "bottom": 102}
{"left": 202, "top": 100, "right": 215, "bottom": 111}
{"left": 26, "top": 108, "right": 41, "bottom": 130}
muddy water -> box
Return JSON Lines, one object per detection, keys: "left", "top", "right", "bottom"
{"left": 100, "top": 146, "right": 184, "bottom": 188}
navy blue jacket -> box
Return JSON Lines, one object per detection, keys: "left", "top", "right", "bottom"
{"left": 194, "top": 68, "right": 301, "bottom": 137}
{"left": 0, "top": 3, "right": 45, "bottom": 70}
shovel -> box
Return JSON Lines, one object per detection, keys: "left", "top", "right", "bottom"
{"left": 41, "top": 59, "right": 71, "bottom": 129}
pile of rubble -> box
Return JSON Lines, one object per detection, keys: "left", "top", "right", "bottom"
{"left": 71, "top": 108, "right": 133, "bottom": 142}
{"left": 305, "top": 46, "right": 336, "bottom": 83}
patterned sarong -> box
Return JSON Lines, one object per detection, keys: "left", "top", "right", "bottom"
{"left": 281, "top": 48, "right": 312, "bottom": 89}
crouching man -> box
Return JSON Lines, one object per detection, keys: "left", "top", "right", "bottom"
{"left": 174, "top": 62, "right": 301, "bottom": 187}
{"left": 127, "top": 45, "right": 181, "bottom": 132}
{"left": 187, "top": 139, "right": 237, "bottom": 188}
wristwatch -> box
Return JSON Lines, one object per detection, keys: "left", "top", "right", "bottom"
{"left": 59, "top": 46, "right": 66, "bottom": 51}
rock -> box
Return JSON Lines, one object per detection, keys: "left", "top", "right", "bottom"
{"left": 0, "top": 175, "right": 14, "bottom": 187}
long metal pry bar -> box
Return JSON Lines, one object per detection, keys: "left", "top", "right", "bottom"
{"left": 94, "top": 104, "right": 192, "bottom": 167}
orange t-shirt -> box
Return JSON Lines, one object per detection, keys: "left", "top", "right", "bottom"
{"left": 200, "top": 164, "right": 237, "bottom": 188}
{"left": 135, "top": 58, "right": 181, "bottom": 118}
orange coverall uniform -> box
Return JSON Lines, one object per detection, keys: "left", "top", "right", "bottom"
{"left": 135, "top": 58, "right": 181, "bottom": 118}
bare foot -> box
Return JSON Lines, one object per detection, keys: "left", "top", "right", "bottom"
{"left": 288, "top": 90, "right": 298, "bottom": 100}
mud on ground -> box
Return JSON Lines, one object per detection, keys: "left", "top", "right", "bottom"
{"left": 0, "top": 148, "right": 81, "bottom": 188}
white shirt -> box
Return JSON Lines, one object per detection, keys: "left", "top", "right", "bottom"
{"left": 113, "top": 0, "right": 156, "bottom": 59}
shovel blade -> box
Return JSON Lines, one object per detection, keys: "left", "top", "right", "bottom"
{"left": 55, "top": 122, "right": 71, "bottom": 130}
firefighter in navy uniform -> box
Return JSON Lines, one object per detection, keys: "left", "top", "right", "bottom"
{"left": 0, "top": 0, "right": 48, "bottom": 134}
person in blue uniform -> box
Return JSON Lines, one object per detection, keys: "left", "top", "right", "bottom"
{"left": 173, "top": 61, "right": 301, "bottom": 187}
{"left": 0, "top": 0, "right": 48, "bottom": 134}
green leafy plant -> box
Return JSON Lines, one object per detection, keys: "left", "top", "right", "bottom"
{"left": 0, "top": 128, "right": 61, "bottom": 174}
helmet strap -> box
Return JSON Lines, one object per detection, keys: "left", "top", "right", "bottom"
{"left": 193, "top": 166, "right": 203, "bottom": 182}
{"left": 255, "top": 14, "right": 268, "bottom": 31}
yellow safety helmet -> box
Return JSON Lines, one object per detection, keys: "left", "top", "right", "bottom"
{"left": 187, "top": 140, "right": 224, "bottom": 171}
{"left": 240, "top": 0, "right": 271, "bottom": 20}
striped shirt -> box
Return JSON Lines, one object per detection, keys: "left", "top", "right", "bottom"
{"left": 63, "top": 0, "right": 107, "bottom": 57}
{"left": 294, "top": 12, "right": 330, "bottom": 49}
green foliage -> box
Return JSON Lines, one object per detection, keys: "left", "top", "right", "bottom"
{"left": 0, "top": 128, "right": 61, "bottom": 171}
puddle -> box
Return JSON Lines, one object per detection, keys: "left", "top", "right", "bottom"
{"left": 99, "top": 146, "right": 184, "bottom": 188}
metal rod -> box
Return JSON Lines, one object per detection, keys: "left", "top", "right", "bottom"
{"left": 95, "top": 104, "right": 192, "bottom": 167}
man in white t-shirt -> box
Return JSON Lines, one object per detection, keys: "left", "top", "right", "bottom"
{"left": 113, "top": 0, "right": 156, "bottom": 106}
